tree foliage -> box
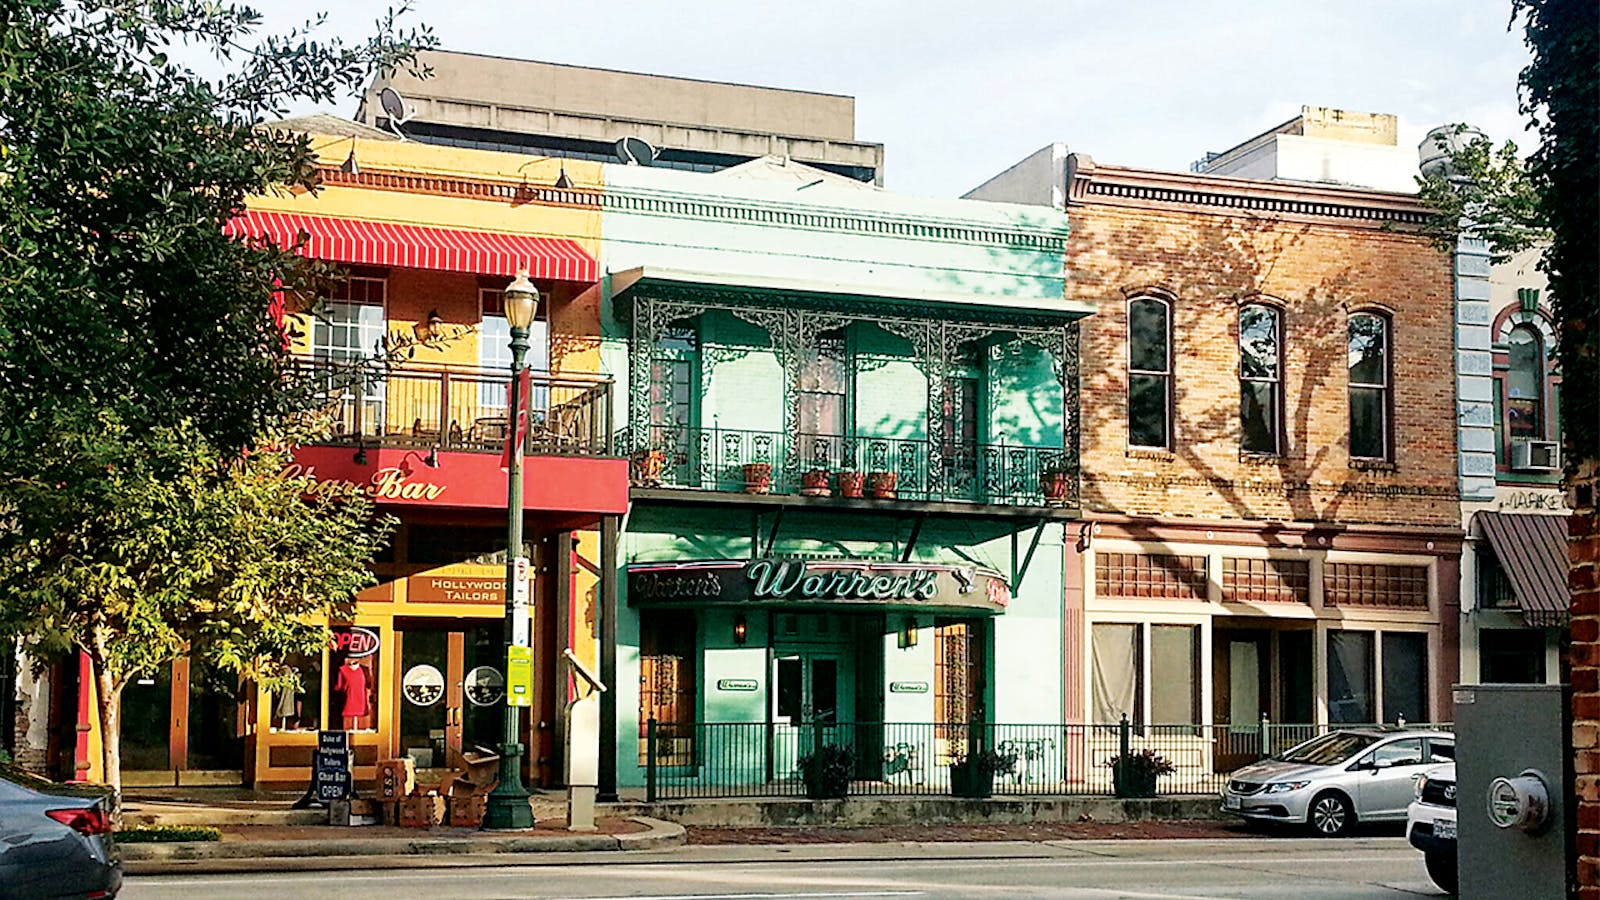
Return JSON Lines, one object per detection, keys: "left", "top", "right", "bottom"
{"left": 1415, "top": 125, "right": 1550, "bottom": 261}
{"left": 0, "top": 0, "right": 431, "bottom": 792}
{"left": 1511, "top": 0, "right": 1598, "bottom": 468}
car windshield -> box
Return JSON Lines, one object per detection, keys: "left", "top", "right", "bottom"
{"left": 1274, "top": 732, "right": 1379, "bottom": 765}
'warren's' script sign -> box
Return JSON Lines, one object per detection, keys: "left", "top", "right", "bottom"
{"left": 628, "top": 559, "right": 1009, "bottom": 613}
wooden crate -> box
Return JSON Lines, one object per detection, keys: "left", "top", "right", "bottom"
{"left": 398, "top": 794, "right": 444, "bottom": 829}
{"left": 375, "top": 758, "right": 416, "bottom": 802}
{"left": 447, "top": 792, "right": 488, "bottom": 828}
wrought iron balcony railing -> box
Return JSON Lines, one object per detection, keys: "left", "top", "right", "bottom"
{"left": 623, "top": 424, "right": 1077, "bottom": 508}
{"left": 298, "top": 360, "right": 614, "bottom": 456}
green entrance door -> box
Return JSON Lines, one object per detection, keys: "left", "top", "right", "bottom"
{"left": 772, "top": 650, "right": 854, "bottom": 781}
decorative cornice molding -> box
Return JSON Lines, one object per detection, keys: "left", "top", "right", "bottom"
{"left": 315, "top": 166, "right": 602, "bottom": 210}
{"left": 1065, "top": 155, "right": 1430, "bottom": 229}
{"left": 601, "top": 186, "right": 1070, "bottom": 253}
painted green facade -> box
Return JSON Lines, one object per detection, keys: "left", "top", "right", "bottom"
{"left": 597, "top": 160, "right": 1084, "bottom": 790}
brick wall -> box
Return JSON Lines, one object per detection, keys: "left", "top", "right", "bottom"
{"left": 1067, "top": 188, "right": 1458, "bottom": 528}
{"left": 1571, "top": 463, "right": 1599, "bottom": 896}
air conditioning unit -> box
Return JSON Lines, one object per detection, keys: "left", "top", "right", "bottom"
{"left": 1511, "top": 438, "right": 1560, "bottom": 472}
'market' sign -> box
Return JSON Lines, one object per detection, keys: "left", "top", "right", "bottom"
{"left": 628, "top": 559, "right": 1010, "bottom": 613}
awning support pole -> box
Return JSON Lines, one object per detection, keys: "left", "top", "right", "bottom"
{"left": 901, "top": 515, "right": 926, "bottom": 562}
{"left": 1012, "top": 519, "right": 1047, "bottom": 592}
{"left": 763, "top": 508, "right": 786, "bottom": 558}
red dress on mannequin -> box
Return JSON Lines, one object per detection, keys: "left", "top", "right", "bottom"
{"left": 334, "top": 660, "right": 369, "bottom": 724}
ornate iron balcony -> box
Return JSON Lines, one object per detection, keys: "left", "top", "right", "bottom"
{"left": 297, "top": 360, "right": 614, "bottom": 457}
{"left": 624, "top": 424, "right": 1076, "bottom": 508}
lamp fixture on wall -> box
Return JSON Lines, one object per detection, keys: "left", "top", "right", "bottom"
{"left": 339, "top": 136, "right": 360, "bottom": 175}
{"left": 554, "top": 165, "right": 573, "bottom": 190}
{"left": 412, "top": 309, "right": 444, "bottom": 344}
{"left": 898, "top": 616, "right": 918, "bottom": 649}
{"left": 352, "top": 443, "right": 368, "bottom": 465}
{"left": 733, "top": 613, "right": 748, "bottom": 647}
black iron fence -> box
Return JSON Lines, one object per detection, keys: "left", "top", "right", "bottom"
{"left": 642, "top": 717, "right": 1454, "bottom": 801}
{"left": 625, "top": 424, "right": 1076, "bottom": 507}
{"left": 297, "top": 360, "right": 614, "bottom": 456}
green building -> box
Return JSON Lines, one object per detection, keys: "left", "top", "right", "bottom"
{"left": 598, "top": 159, "right": 1091, "bottom": 793}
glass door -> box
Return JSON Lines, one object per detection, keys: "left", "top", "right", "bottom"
{"left": 941, "top": 373, "right": 980, "bottom": 499}
{"left": 398, "top": 629, "right": 452, "bottom": 775}
{"left": 772, "top": 652, "right": 851, "bottom": 781}
{"left": 398, "top": 623, "right": 508, "bottom": 777}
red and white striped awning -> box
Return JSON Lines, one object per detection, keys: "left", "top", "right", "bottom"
{"left": 226, "top": 210, "right": 596, "bottom": 282}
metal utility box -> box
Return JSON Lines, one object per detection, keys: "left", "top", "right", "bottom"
{"left": 1454, "top": 683, "right": 1569, "bottom": 900}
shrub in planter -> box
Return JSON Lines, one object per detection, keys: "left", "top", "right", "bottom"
{"left": 632, "top": 449, "right": 667, "bottom": 487}
{"left": 948, "top": 748, "right": 1017, "bottom": 799}
{"left": 798, "top": 743, "right": 854, "bottom": 800}
{"left": 742, "top": 462, "right": 773, "bottom": 494}
{"left": 800, "top": 468, "right": 831, "bottom": 497}
{"left": 866, "top": 470, "right": 897, "bottom": 499}
{"left": 1106, "top": 749, "right": 1175, "bottom": 799}
{"left": 838, "top": 470, "right": 865, "bottom": 498}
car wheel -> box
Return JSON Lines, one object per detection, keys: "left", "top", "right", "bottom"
{"left": 1424, "top": 851, "right": 1458, "bottom": 894}
{"left": 1307, "top": 791, "right": 1355, "bottom": 837}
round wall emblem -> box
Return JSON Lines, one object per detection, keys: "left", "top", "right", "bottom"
{"left": 401, "top": 664, "right": 445, "bottom": 706}
{"left": 464, "top": 666, "right": 505, "bottom": 706}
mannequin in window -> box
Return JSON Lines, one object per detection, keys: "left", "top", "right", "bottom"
{"left": 333, "top": 654, "right": 370, "bottom": 731}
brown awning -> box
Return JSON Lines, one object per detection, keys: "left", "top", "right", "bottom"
{"left": 1474, "top": 511, "right": 1569, "bottom": 627}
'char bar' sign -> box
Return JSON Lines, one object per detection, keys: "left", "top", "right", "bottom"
{"left": 627, "top": 559, "right": 1010, "bottom": 613}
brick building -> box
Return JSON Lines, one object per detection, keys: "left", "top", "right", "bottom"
{"left": 970, "top": 151, "right": 1461, "bottom": 734}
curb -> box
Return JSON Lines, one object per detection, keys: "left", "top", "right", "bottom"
{"left": 121, "top": 816, "right": 684, "bottom": 874}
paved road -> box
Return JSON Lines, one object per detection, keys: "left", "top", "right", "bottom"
{"left": 122, "top": 838, "right": 1446, "bottom": 899}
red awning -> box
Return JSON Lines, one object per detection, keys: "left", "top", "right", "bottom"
{"left": 226, "top": 210, "right": 596, "bottom": 282}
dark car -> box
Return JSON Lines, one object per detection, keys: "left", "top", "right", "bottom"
{"left": 0, "top": 763, "right": 121, "bottom": 900}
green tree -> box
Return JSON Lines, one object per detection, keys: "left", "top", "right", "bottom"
{"left": 0, "top": 1, "right": 431, "bottom": 794}
{"left": 1416, "top": 1, "right": 1597, "bottom": 469}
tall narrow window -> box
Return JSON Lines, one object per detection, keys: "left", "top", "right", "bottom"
{"left": 798, "top": 332, "right": 848, "bottom": 469}
{"left": 1239, "top": 304, "right": 1282, "bottom": 454}
{"left": 1127, "top": 297, "right": 1171, "bottom": 449}
{"left": 1504, "top": 324, "right": 1544, "bottom": 440}
{"left": 1347, "top": 313, "right": 1390, "bottom": 460}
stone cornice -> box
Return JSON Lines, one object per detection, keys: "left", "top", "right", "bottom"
{"left": 1066, "top": 155, "right": 1430, "bottom": 229}
{"left": 602, "top": 184, "right": 1070, "bottom": 253}
{"left": 315, "top": 166, "right": 602, "bottom": 210}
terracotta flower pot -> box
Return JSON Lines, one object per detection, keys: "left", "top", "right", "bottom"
{"left": 1040, "top": 470, "right": 1072, "bottom": 505}
{"left": 800, "top": 469, "right": 831, "bottom": 497}
{"left": 742, "top": 462, "right": 773, "bottom": 494}
{"left": 867, "top": 471, "right": 897, "bottom": 499}
{"left": 632, "top": 449, "right": 667, "bottom": 487}
{"left": 838, "top": 470, "right": 865, "bottom": 499}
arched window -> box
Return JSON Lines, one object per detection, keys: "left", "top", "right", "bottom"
{"left": 1239, "top": 304, "right": 1282, "bottom": 454}
{"left": 1504, "top": 324, "right": 1544, "bottom": 440}
{"left": 1127, "top": 297, "right": 1171, "bottom": 449}
{"left": 1347, "top": 313, "right": 1390, "bottom": 460}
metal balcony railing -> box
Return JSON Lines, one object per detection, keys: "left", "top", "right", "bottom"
{"left": 297, "top": 360, "right": 614, "bottom": 456}
{"left": 623, "top": 424, "right": 1077, "bottom": 508}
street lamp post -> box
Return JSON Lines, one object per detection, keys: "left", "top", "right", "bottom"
{"left": 484, "top": 268, "right": 539, "bottom": 830}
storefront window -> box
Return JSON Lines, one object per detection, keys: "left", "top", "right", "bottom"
{"left": 1091, "top": 623, "right": 1141, "bottom": 725}
{"left": 934, "top": 620, "right": 982, "bottom": 752}
{"left": 1381, "top": 633, "right": 1428, "bottom": 723}
{"left": 1327, "top": 631, "right": 1374, "bottom": 724}
{"left": 1150, "top": 625, "right": 1199, "bottom": 724}
{"left": 270, "top": 652, "right": 323, "bottom": 732}
{"left": 329, "top": 627, "right": 380, "bottom": 732}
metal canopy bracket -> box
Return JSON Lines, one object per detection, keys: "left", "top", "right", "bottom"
{"left": 900, "top": 514, "right": 927, "bottom": 562}
{"left": 1011, "top": 519, "right": 1048, "bottom": 593}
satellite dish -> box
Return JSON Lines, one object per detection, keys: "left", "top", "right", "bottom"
{"left": 378, "top": 87, "right": 415, "bottom": 140}
{"left": 615, "top": 136, "right": 658, "bottom": 166}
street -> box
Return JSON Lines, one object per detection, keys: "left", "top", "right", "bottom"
{"left": 121, "top": 838, "right": 1446, "bottom": 899}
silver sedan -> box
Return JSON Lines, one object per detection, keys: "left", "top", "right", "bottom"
{"left": 1220, "top": 729, "right": 1455, "bottom": 836}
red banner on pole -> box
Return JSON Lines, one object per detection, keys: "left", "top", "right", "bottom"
{"left": 499, "top": 368, "right": 532, "bottom": 471}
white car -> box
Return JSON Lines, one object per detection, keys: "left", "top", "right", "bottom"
{"left": 1221, "top": 729, "right": 1455, "bottom": 836}
{"left": 1407, "top": 762, "right": 1457, "bottom": 894}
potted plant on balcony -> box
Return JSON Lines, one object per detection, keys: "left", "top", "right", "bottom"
{"left": 1106, "top": 748, "right": 1175, "bottom": 799}
{"left": 949, "top": 747, "right": 1017, "bottom": 799}
{"left": 798, "top": 743, "right": 854, "bottom": 800}
{"left": 1039, "top": 460, "right": 1073, "bottom": 506}
{"left": 838, "top": 469, "right": 865, "bottom": 499}
{"left": 632, "top": 449, "right": 667, "bottom": 487}
{"left": 867, "top": 470, "right": 897, "bottom": 499}
{"left": 800, "top": 468, "right": 831, "bottom": 497}
{"left": 742, "top": 462, "right": 773, "bottom": 494}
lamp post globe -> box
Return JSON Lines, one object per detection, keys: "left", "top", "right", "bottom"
{"left": 484, "top": 268, "right": 540, "bottom": 830}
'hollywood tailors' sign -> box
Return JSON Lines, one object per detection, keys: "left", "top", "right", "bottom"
{"left": 628, "top": 559, "right": 1010, "bottom": 613}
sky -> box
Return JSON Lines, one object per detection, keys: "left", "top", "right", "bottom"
{"left": 253, "top": 0, "right": 1536, "bottom": 198}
